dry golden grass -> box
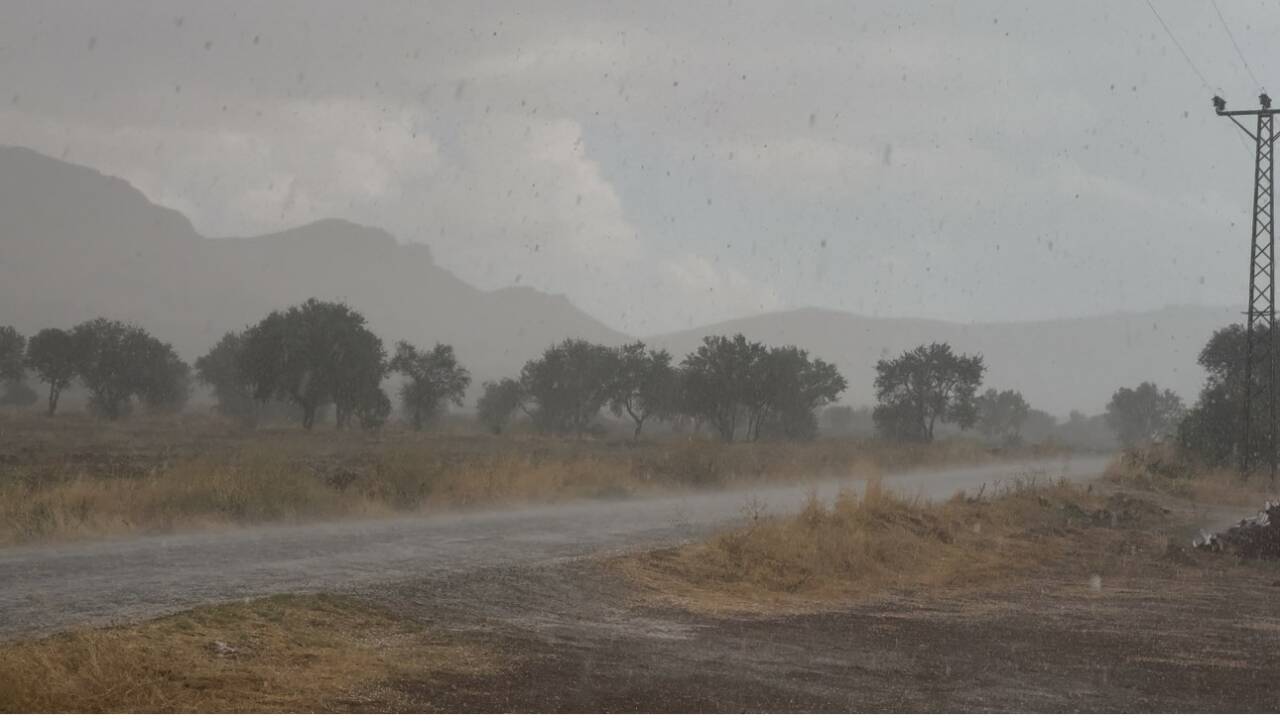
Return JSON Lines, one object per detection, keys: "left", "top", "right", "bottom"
{"left": 618, "top": 474, "right": 1171, "bottom": 614}
{"left": 1101, "top": 444, "right": 1277, "bottom": 506}
{"left": 0, "top": 410, "right": 1064, "bottom": 545}
{"left": 0, "top": 594, "right": 493, "bottom": 713}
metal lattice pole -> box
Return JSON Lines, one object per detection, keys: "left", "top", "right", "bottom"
{"left": 1215, "top": 94, "right": 1278, "bottom": 485}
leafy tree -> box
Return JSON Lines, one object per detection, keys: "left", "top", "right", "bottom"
{"left": 610, "top": 342, "right": 679, "bottom": 439}
{"left": 1020, "top": 408, "right": 1061, "bottom": 444}
{"left": 1054, "top": 410, "right": 1118, "bottom": 449}
{"left": 0, "top": 326, "right": 24, "bottom": 385}
{"left": 476, "top": 378, "right": 526, "bottom": 434}
{"left": 1178, "top": 325, "right": 1247, "bottom": 464}
{"left": 0, "top": 326, "right": 37, "bottom": 408}
{"left": 975, "top": 388, "right": 1031, "bottom": 444}
{"left": 1176, "top": 324, "right": 1277, "bottom": 465}
{"left": 70, "top": 318, "right": 188, "bottom": 419}
{"left": 389, "top": 341, "right": 471, "bottom": 430}
{"left": 748, "top": 345, "right": 847, "bottom": 441}
{"left": 24, "top": 328, "right": 79, "bottom": 415}
{"left": 141, "top": 343, "right": 192, "bottom": 414}
{"left": 1105, "top": 382, "right": 1184, "bottom": 448}
{"left": 355, "top": 385, "right": 392, "bottom": 430}
{"left": 872, "top": 343, "right": 985, "bottom": 442}
{"left": 330, "top": 336, "right": 387, "bottom": 431}
{"left": 0, "top": 380, "right": 38, "bottom": 407}
{"left": 195, "top": 332, "right": 260, "bottom": 426}
{"left": 520, "top": 339, "right": 619, "bottom": 435}
{"left": 239, "top": 299, "right": 387, "bottom": 430}
{"left": 680, "top": 334, "right": 766, "bottom": 442}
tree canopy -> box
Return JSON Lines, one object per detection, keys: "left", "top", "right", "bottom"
{"left": 0, "top": 326, "right": 35, "bottom": 409}
{"left": 678, "top": 335, "right": 846, "bottom": 442}
{"left": 975, "top": 388, "right": 1031, "bottom": 444}
{"left": 610, "top": 342, "right": 680, "bottom": 438}
{"left": 1106, "top": 382, "right": 1184, "bottom": 448}
{"left": 24, "top": 327, "right": 79, "bottom": 415}
{"left": 195, "top": 331, "right": 260, "bottom": 425}
{"left": 476, "top": 378, "right": 526, "bottom": 434}
{"left": 389, "top": 341, "right": 471, "bottom": 430}
{"left": 872, "top": 343, "right": 984, "bottom": 442}
{"left": 679, "top": 334, "right": 766, "bottom": 442}
{"left": 239, "top": 298, "right": 387, "bottom": 430}
{"left": 0, "top": 326, "right": 24, "bottom": 385}
{"left": 71, "top": 318, "right": 189, "bottom": 419}
{"left": 748, "top": 345, "right": 847, "bottom": 441}
{"left": 520, "top": 338, "right": 619, "bottom": 436}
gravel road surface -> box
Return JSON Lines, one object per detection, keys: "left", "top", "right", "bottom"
{"left": 0, "top": 455, "right": 1108, "bottom": 640}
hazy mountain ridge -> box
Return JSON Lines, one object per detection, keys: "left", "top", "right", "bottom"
{"left": 0, "top": 146, "right": 1233, "bottom": 414}
{"left": 0, "top": 146, "right": 628, "bottom": 387}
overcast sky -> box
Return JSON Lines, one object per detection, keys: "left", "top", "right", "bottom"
{"left": 0, "top": 1, "right": 1275, "bottom": 334}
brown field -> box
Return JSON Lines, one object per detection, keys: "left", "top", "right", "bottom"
{"left": 616, "top": 472, "right": 1177, "bottom": 614}
{"left": 0, "top": 409, "right": 1058, "bottom": 546}
{"left": 3, "top": 462, "right": 1277, "bottom": 712}
{"left": 0, "top": 594, "right": 493, "bottom": 713}
{"left": 8, "top": 411, "right": 1272, "bottom": 712}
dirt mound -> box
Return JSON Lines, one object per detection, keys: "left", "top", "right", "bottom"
{"left": 1194, "top": 502, "right": 1280, "bottom": 560}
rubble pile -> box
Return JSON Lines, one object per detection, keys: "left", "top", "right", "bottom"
{"left": 1194, "top": 501, "right": 1280, "bottom": 559}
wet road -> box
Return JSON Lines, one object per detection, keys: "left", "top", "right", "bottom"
{"left": 0, "top": 455, "right": 1108, "bottom": 640}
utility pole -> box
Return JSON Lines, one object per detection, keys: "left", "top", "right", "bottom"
{"left": 1214, "top": 93, "right": 1278, "bottom": 485}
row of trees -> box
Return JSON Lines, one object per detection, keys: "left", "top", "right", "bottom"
{"left": 0, "top": 307, "right": 1059, "bottom": 446}
{"left": 1, "top": 321, "right": 188, "bottom": 419}
{"left": 477, "top": 335, "right": 848, "bottom": 441}
{"left": 865, "top": 341, "right": 1185, "bottom": 450}
{"left": 5, "top": 298, "right": 1204, "bottom": 453}
{"left": 1073, "top": 323, "right": 1274, "bottom": 464}
{"left": 196, "top": 299, "right": 470, "bottom": 431}
{"left": 1092, "top": 323, "right": 1280, "bottom": 471}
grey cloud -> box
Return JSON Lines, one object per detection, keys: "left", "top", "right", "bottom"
{"left": 0, "top": 1, "right": 1271, "bottom": 333}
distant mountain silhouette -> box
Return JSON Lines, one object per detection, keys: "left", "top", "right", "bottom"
{"left": 0, "top": 145, "right": 628, "bottom": 388}
{"left": 647, "top": 306, "right": 1236, "bottom": 415}
{"left": 0, "top": 145, "right": 1235, "bottom": 414}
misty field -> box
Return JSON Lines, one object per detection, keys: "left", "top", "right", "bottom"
{"left": 0, "top": 410, "right": 1058, "bottom": 546}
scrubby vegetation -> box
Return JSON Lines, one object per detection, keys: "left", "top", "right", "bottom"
{"left": 1101, "top": 443, "right": 1270, "bottom": 505}
{"left": 0, "top": 411, "right": 1059, "bottom": 546}
{"left": 0, "top": 594, "right": 491, "bottom": 713}
{"left": 620, "top": 473, "right": 1172, "bottom": 612}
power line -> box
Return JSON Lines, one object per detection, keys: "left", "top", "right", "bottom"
{"left": 1144, "top": 0, "right": 1213, "bottom": 93}
{"left": 1212, "top": 0, "right": 1263, "bottom": 92}
{"left": 1211, "top": 101, "right": 1280, "bottom": 484}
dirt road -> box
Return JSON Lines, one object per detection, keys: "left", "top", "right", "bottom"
{"left": 0, "top": 455, "right": 1107, "bottom": 640}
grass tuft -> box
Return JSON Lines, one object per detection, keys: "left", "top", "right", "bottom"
{"left": 1101, "top": 443, "right": 1276, "bottom": 505}
{"left": 0, "top": 594, "right": 492, "bottom": 713}
{"left": 619, "top": 474, "right": 1171, "bottom": 613}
